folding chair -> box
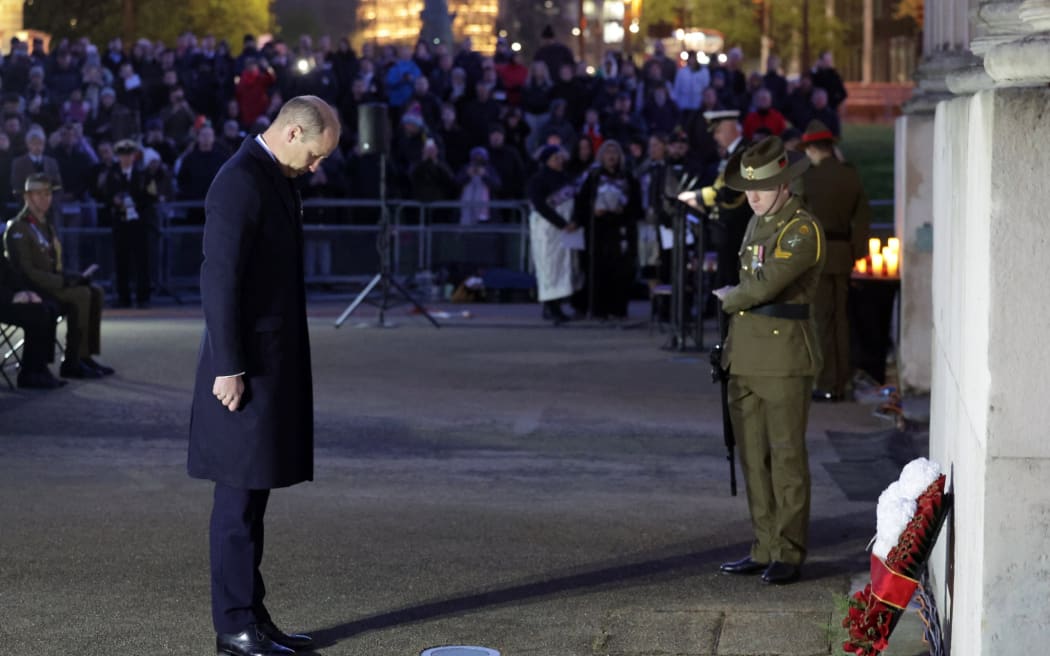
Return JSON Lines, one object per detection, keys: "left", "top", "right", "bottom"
{"left": 55, "top": 314, "right": 65, "bottom": 357}
{"left": 1, "top": 322, "right": 23, "bottom": 390}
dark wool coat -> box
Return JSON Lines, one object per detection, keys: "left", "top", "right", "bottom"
{"left": 188, "top": 137, "right": 314, "bottom": 490}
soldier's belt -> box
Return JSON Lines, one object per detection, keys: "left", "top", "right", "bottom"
{"left": 747, "top": 303, "right": 810, "bottom": 319}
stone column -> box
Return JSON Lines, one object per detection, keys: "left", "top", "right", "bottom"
{"left": 895, "top": 0, "right": 980, "bottom": 394}
{"left": 927, "top": 0, "right": 1050, "bottom": 652}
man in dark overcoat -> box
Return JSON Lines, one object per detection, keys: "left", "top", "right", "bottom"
{"left": 187, "top": 95, "right": 340, "bottom": 656}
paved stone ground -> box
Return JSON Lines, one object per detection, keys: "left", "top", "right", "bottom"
{"left": 0, "top": 301, "right": 928, "bottom": 656}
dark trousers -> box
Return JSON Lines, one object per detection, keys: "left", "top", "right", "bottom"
{"left": 51, "top": 283, "right": 104, "bottom": 360}
{"left": 578, "top": 217, "right": 635, "bottom": 318}
{"left": 210, "top": 484, "right": 273, "bottom": 634}
{"left": 112, "top": 221, "right": 151, "bottom": 304}
{"left": 0, "top": 300, "right": 58, "bottom": 371}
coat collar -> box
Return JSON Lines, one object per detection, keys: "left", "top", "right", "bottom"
{"left": 243, "top": 136, "right": 298, "bottom": 221}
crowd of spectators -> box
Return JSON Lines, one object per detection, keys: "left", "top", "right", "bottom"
{"left": 0, "top": 28, "right": 847, "bottom": 216}
{"left": 0, "top": 27, "right": 850, "bottom": 310}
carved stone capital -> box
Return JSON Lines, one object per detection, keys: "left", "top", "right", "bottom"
{"left": 984, "top": 32, "right": 1050, "bottom": 85}
{"left": 946, "top": 64, "right": 997, "bottom": 94}
{"left": 1019, "top": 0, "right": 1050, "bottom": 30}
{"left": 971, "top": 1, "right": 1034, "bottom": 56}
{"left": 906, "top": 49, "right": 987, "bottom": 110}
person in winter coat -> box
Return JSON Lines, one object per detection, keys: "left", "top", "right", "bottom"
{"left": 456, "top": 146, "right": 502, "bottom": 225}
{"left": 528, "top": 144, "right": 580, "bottom": 323}
{"left": 188, "top": 96, "right": 341, "bottom": 656}
{"left": 572, "top": 140, "right": 642, "bottom": 319}
{"left": 234, "top": 57, "right": 276, "bottom": 127}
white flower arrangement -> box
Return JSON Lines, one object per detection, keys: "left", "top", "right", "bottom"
{"left": 871, "top": 458, "right": 942, "bottom": 560}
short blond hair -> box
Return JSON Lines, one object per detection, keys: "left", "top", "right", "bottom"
{"left": 274, "top": 95, "right": 339, "bottom": 141}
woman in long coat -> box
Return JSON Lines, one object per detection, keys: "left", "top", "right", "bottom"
{"left": 572, "top": 139, "right": 642, "bottom": 319}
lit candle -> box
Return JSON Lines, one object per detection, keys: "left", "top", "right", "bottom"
{"left": 887, "top": 237, "right": 901, "bottom": 254}
{"left": 871, "top": 252, "right": 884, "bottom": 276}
{"left": 884, "top": 250, "right": 899, "bottom": 277}
{"left": 869, "top": 237, "right": 882, "bottom": 261}
{"left": 856, "top": 258, "right": 868, "bottom": 274}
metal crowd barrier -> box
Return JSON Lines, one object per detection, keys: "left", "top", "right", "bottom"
{"left": 11, "top": 198, "right": 891, "bottom": 300}
{"left": 32, "top": 198, "right": 533, "bottom": 299}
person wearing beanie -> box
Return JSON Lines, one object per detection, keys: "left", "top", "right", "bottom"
{"left": 527, "top": 145, "right": 578, "bottom": 323}
{"left": 456, "top": 146, "right": 501, "bottom": 225}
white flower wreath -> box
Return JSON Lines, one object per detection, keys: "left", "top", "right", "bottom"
{"left": 871, "top": 458, "right": 942, "bottom": 560}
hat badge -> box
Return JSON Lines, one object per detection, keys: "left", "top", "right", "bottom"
{"left": 744, "top": 165, "right": 755, "bottom": 180}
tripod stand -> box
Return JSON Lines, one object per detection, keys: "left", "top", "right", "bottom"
{"left": 334, "top": 153, "right": 439, "bottom": 329}
{"left": 662, "top": 200, "right": 704, "bottom": 351}
{"left": 660, "top": 170, "right": 704, "bottom": 350}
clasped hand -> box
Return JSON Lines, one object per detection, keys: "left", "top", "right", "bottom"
{"left": 212, "top": 375, "right": 244, "bottom": 412}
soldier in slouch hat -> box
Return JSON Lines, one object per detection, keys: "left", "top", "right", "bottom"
{"left": 713, "top": 136, "right": 825, "bottom": 585}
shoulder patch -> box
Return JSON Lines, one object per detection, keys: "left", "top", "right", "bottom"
{"left": 774, "top": 216, "right": 822, "bottom": 264}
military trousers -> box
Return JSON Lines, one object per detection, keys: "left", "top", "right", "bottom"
{"left": 814, "top": 273, "right": 850, "bottom": 396}
{"left": 50, "top": 283, "right": 104, "bottom": 360}
{"left": 728, "top": 374, "right": 813, "bottom": 565}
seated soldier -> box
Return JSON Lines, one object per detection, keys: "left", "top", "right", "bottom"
{"left": 3, "top": 173, "right": 114, "bottom": 379}
{"left": 0, "top": 255, "right": 65, "bottom": 389}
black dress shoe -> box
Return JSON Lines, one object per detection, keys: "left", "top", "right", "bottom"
{"left": 59, "top": 360, "right": 103, "bottom": 379}
{"left": 719, "top": 556, "right": 769, "bottom": 575}
{"left": 82, "top": 357, "right": 115, "bottom": 376}
{"left": 17, "top": 369, "right": 66, "bottom": 390}
{"left": 257, "top": 621, "right": 314, "bottom": 650}
{"left": 216, "top": 624, "right": 295, "bottom": 656}
{"left": 761, "top": 561, "right": 801, "bottom": 585}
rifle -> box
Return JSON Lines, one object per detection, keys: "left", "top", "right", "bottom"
{"left": 710, "top": 300, "right": 737, "bottom": 496}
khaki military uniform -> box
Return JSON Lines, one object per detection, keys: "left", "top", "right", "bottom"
{"left": 801, "top": 157, "right": 870, "bottom": 397}
{"left": 3, "top": 207, "right": 104, "bottom": 360}
{"left": 721, "top": 195, "right": 826, "bottom": 565}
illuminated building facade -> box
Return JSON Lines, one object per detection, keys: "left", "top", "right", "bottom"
{"left": 356, "top": 0, "right": 499, "bottom": 53}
